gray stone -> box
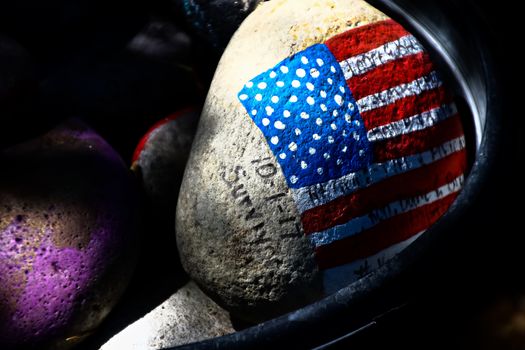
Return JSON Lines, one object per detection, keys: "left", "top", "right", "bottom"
{"left": 176, "top": 0, "right": 389, "bottom": 323}
{"left": 100, "top": 281, "right": 234, "bottom": 350}
{"left": 132, "top": 109, "right": 199, "bottom": 218}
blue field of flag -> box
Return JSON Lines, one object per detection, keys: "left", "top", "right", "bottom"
{"left": 238, "top": 44, "right": 372, "bottom": 189}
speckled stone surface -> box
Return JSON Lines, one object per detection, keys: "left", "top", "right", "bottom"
{"left": 177, "top": 0, "right": 467, "bottom": 323}
{"left": 100, "top": 281, "right": 234, "bottom": 350}
{"left": 0, "top": 120, "right": 140, "bottom": 349}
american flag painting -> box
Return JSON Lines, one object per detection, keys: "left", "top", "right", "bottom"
{"left": 238, "top": 19, "right": 467, "bottom": 293}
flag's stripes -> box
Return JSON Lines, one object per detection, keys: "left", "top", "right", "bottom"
{"left": 301, "top": 149, "right": 467, "bottom": 235}
{"left": 367, "top": 103, "right": 457, "bottom": 142}
{"left": 322, "top": 231, "right": 424, "bottom": 294}
{"left": 308, "top": 175, "right": 463, "bottom": 247}
{"left": 239, "top": 18, "right": 467, "bottom": 281}
{"left": 347, "top": 52, "right": 434, "bottom": 101}
{"left": 360, "top": 87, "right": 451, "bottom": 130}
{"left": 325, "top": 19, "right": 409, "bottom": 61}
{"left": 291, "top": 136, "right": 465, "bottom": 213}
{"left": 357, "top": 72, "right": 442, "bottom": 113}
{"left": 315, "top": 190, "right": 460, "bottom": 270}
{"left": 339, "top": 35, "right": 424, "bottom": 80}
{"left": 372, "top": 114, "right": 464, "bottom": 162}
{"left": 308, "top": 20, "right": 467, "bottom": 275}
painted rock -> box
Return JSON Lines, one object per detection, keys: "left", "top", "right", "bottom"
{"left": 173, "top": 0, "right": 263, "bottom": 49}
{"left": 0, "top": 120, "right": 140, "bottom": 349}
{"left": 100, "top": 281, "right": 234, "bottom": 350}
{"left": 132, "top": 108, "right": 199, "bottom": 217}
{"left": 176, "top": 0, "right": 469, "bottom": 323}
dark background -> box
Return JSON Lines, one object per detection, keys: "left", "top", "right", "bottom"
{"left": 1, "top": 0, "right": 523, "bottom": 349}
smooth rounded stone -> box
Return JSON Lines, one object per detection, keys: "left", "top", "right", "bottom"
{"left": 100, "top": 281, "right": 234, "bottom": 350}
{"left": 132, "top": 108, "right": 199, "bottom": 217}
{"left": 177, "top": 0, "right": 469, "bottom": 323}
{"left": 173, "top": 0, "right": 263, "bottom": 49}
{"left": 0, "top": 119, "right": 140, "bottom": 349}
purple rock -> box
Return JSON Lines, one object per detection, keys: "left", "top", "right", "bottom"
{"left": 0, "top": 119, "right": 140, "bottom": 349}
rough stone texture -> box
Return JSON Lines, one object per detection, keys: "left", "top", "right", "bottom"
{"left": 132, "top": 109, "right": 199, "bottom": 218}
{"left": 176, "top": 0, "right": 388, "bottom": 323}
{"left": 0, "top": 120, "right": 140, "bottom": 349}
{"left": 100, "top": 281, "right": 234, "bottom": 350}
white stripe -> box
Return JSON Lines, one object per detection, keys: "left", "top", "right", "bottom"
{"left": 322, "top": 231, "right": 424, "bottom": 294}
{"left": 291, "top": 136, "right": 465, "bottom": 213}
{"left": 357, "top": 71, "right": 442, "bottom": 113}
{"left": 309, "top": 175, "right": 463, "bottom": 248}
{"left": 367, "top": 103, "right": 458, "bottom": 142}
{"left": 339, "top": 35, "right": 424, "bottom": 80}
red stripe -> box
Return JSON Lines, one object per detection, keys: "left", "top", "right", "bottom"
{"left": 315, "top": 193, "right": 458, "bottom": 270}
{"left": 360, "top": 87, "right": 452, "bottom": 130}
{"left": 372, "top": 114, "right": 465, "bottom": 162}
{"left": 347, "top": 52, "right": 434, "bottom": 100}
{"left": 132, "top": 107, "right": 196, "bottom": 164}
{"left": 301, "top": 149, "right": 467, "bottom": 234}
{"left": 325, "top": 19, "right": 409, "bottom": 61}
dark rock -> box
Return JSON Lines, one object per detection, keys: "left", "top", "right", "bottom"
{"left": 172, "top": 0, "right": 263, "bottom": 50}
{"left": 176, "top": 0, "right": 469, "bottom": 323}
{"left": 132, "top": 108, "right": 199, "bottom": 219}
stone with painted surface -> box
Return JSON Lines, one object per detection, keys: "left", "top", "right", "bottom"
{"left": 132, "top": 108, "right": 199, "bottom": 218}
{"left": 100, "top": 281, "right": 234, "bottom": 350}
{"left": 0, "top": 120, "right": 140, "bottom": 349}
{"left": 0, "top": 35, "right": 33, "bottom": 112}
{"left": 176, "top": 0, "right": 469, "bottom": 323}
